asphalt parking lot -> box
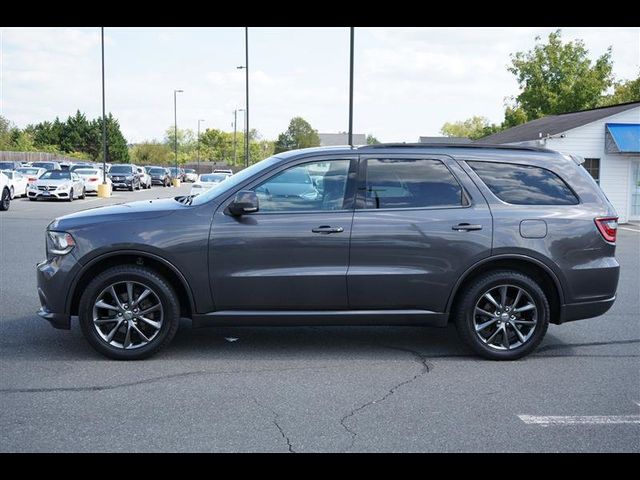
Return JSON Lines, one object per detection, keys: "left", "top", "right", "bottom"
{"left": 0, "top": 186, "right": 638, "bottom": 452}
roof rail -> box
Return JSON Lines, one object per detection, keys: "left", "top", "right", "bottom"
{"left": 358, "top": 142, "right": 553, "bottom": 152}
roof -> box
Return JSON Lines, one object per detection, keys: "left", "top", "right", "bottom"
{"left": 477, "top": 101, "right": 640, "bottom": 144}
{"left": 319, "top": 133, "right": 367, "bottom": 146}
{"left": 419, "top": 136, "right": 472, "bottom": 144}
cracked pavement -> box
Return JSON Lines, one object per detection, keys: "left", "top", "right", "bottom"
{"left": 1, "top": 187, "right": 639, "bottom": 452}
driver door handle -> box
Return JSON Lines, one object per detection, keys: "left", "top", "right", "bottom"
{"left": 312, "top": 225, "right": 344, "bottom": 234}
{"left": 452, "top": 223, "right": 483, "bottom": 231}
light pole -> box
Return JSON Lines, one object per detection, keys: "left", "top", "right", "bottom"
{"left": 348, "top": 27, "right": 354, "bottom": 147}
{"left": 233, "top": 109, "right": 244, "bottom": 167}
{"left": 97, "top": 27, "right": 110, "bottom": 198}
{"left": 173, "top": 89, "right": 183, "bottom": 186}
{"left": 236, "top": 27, "right": 249, "bottom": 168}
{"left": 197, "top": 119, "right": 205, "bottom": 174}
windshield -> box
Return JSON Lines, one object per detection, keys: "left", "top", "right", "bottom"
{"left": 109, "top": 165, "right": 134, "bottom": 174}
{"left": 33, "top": 162, "right": 54, "bottom": 169}
{"left": 200, "top": 173, "right": 227, "bottom": 182}
{"left": 185, "top": 169, "right": 195, "bottom": 173}
{"left": 2, "top": 171, "right": 15, "bottom": 178}
{"left": 17, "top": 168, "right": 40, "bottom": 175}
{"left": 149, "top": 168, "right": 165, "bottom": 174}
{"left": 40, "top": 171, "right": 70, "bottom": 180}
{"left": 0, "top": 162, "right": 16, "bottom": 170}
{"left": 189, "top": 156, "right": 283, "bottom": 206}
{"left": 76, "top": 169, "right": 99, "bottom": 175}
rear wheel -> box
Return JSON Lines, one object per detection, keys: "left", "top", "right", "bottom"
{"left": 453, "top": 270, "right": 549, "bottom": 360}
{"left": 78, "top": 265, "right": 180, "bottom": 360}
{"left": 79, "top": 187, "right": 86, "bottom": 199}
{"left": 0, "top": 187, "right": 10, "bottom": 210}
{"left": 129, "top": 183, "right": 135, "bottom": 192}
{"left": 68, "top": 188, "right": 74, "bottom": 202}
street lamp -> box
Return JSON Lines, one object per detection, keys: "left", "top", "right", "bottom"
{"left": 237, "top": 27, "right": 249, "bottom": 168}
{"left": 173, "top": 89, "right": 183, "bottom": 186}
{"left": 233, "top": 109, "right": 244, "bottom": 167}
{"left": 197, "top": 119, "right": 205, "bottom": 174}
{"left": 97, "top": 27, "right": 110, "bottom": 198}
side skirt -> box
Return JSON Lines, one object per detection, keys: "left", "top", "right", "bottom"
{"left": 191, "top": 310, "right": 449, "bottom": 328}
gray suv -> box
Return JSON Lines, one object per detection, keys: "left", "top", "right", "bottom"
{"left": 36, "top": 144, "right": 620, "bottom": 360}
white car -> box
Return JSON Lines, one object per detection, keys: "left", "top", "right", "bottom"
{"left": 75, "top": 168, "right": 111, "bottom": 193}
{"left": 0, "top": 172, "right": 10, "bottom": 211}
{"left": 16, "top": 167, "right": 47, "bottom": 184}
{"left": 27, "top": 170, "right": 86, "bottom": 201}
{"left": 190, "top": 172, "right": 231, "bottom": 196}
{"left": 136, "top": 166, "right": 152, "bottom": 189}
{"left": 183, "top": 169, "right": 198, "bottom": 182}
{"left": 0, "top": 170, "right": 29, "bottom": 198}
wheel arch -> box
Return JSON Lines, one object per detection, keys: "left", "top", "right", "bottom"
{"left": 446, "top": 254, "right": 565, "bottom": 324}
{"left": 68, "top": 250, "right": 195, "bottom": 319}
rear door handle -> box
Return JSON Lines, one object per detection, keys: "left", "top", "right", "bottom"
{"left": 452, "top": 223, "right": 483, "bottom": 231}
{"left": 312, "top": 225, "right": 344, "bottom": 234}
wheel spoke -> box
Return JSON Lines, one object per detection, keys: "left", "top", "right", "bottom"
{"left": 138, "top": 316, "right": 161, "bottom": 330}
{"left": 514, "top": 303, "right": 535, "bottom": 313}
{"left": 513, "top": 319, "right": 536, "bottom": 325}
{"left": 138, "top": 304, "right": 161, "bottom": 316}
{"left": 475, "top": 307, "right": 497, "bottom": 318}
{"left": 475, "top": 317, "right": 499, "bottom": 332}
{"left": 484, "top": 293, "right": 500, "bottom": 309}
{"left": 500, "top": 286, "right": 508, "bottom": 309}
{"left": 105, "top": 319, "right": 124, "bottom": 342}
{"left": 485, "top": 325, "right": 503, "bottom": 345}
{"left": 95, "top": 300, "right": 119, "bottom": 311}
{"left": 126, "top": 282, "right": 134, "bottom": 305}
{"left": 133, "top": 288, "right": 151, "bottom": 307}
{"left": 502, "top": 324, "right": 511, "bottom": 349}
{"left": 94, "top": 316, "right": 119, "bottom": 324}
{"left": 131, "top": 323, "right": 151, "bottom": 343}
{"left": 512, "top": 289, "right": 523, "bottom": 308}
{"left": 511, "top": 323, "right": 527, "bottom": 343}
{"left": 109, "top": 286, "right": 124, "bottom": 309}
{"left": 123, "top": 324, "right": 132, "bottom": 348}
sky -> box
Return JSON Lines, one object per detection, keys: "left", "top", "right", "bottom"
{"left": 1, "top": 27, "right": 639, "bottom": 144}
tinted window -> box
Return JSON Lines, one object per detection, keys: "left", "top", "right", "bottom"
{"left": 468, "top": 161, "right": 578, "bottom": 205}
{"left": 149, "top": 168, "right": 165, "bottom": 174}
{"left": 109, "top": 165, "right": 134, "bottom": 174}
{"left": 0, "top": 162, "right": 16, "bottom": 170}
{"left": 201, "top": 174, "right": 227, "bottom": 182}
{"left": 253, "top": 160, "right": 351, "bottom": 212}
{"left": 363, "top": 158, "right": 465, "bottom": 209}
{"left": 40, "top": 171, "right": 70, "bottom": 180}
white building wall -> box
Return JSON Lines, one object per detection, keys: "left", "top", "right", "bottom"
{"left": 513, "top": 106, "right": 640, "bottom": 223}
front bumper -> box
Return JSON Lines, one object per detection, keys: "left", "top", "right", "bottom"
{"left": 110, "top": 178, "right": 135, "bottom": 189}
{"left": 36, "top": 256, "right": 77, "bottom": 330}
{"left": 28, "top": 189, "right": 71, "bottom": 200}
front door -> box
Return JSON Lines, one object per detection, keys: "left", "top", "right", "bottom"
{"left": 210, "top": 156, "right": 357, "bottom": 310}
{"left": 347, "top": 155, "right": 493, "bottom": 312}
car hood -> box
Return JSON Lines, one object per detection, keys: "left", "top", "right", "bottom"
{"left": 49, "top": 197, "right": 180, "bottom": 231}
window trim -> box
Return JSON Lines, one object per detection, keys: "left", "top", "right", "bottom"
{"left": 466, "top": 160, "right": 581, "bottom": 206}
{"left": 222, "top": 155, "right": 359, "bottom": 216}
{"left": 355, "top": 156, "right": 471, "bottom": 212}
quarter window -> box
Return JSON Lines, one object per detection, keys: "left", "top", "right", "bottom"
{"left": 253, "top": 160, "right": 351, "bottom": 212}
{"left": 468, "top": 161, "right": 578, "bottom": 205}
{"left": 362, "top": 158, "right": 466, "bottom": 209}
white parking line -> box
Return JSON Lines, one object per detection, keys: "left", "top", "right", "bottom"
{"left": 619, "top": 227, "right": 640, "bottom": 232}
{"left": 518, "top": 415, "right": 640, "bottom": 426}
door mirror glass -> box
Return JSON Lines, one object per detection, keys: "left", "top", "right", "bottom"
{"left": 228, "top": 190, "right": 259, "bottom": 216}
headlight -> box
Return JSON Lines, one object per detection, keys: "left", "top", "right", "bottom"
{"left": 57, "top": 183, "right": 70, "bottom": 190}
{"left": 47, "top": 231, "right": 76, "bottom": 255}
{"left": 28, "top": 183, "right": 37, "bottom": 190}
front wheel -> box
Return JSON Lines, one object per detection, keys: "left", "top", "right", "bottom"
{"left": 79, "top": 187, "right": 86, "bottom": 199}
{"left": 10, "top": 186, "right": 15, "bottom": 199}
{"left": 0, "top": 187, "right": 10, "bottom": 210}
{"left": 68, "top": 188, "right": 74, "bottom": 202}
{"left": 453, "top": 270, "right": 549, "bottom": 360}
{"left": 78, "top": 265, "right": 180, "bottom": 360}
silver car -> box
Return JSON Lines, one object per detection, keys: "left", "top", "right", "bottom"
{"left": 27, "top": 170, "right": 86, "bottom": 202}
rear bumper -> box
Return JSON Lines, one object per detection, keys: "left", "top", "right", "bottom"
{"left": 558, "top": 295, "right": 616, "bottom": 324}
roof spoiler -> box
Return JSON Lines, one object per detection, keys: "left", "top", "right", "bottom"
{"left": 563, "top": 153, "right": 585, "bottom": 165}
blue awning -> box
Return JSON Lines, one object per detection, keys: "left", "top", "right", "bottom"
{"left": 605, "top": 123, "right": 640, "bottom": 153}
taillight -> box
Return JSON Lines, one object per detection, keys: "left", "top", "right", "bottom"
{"left": 28, "top": 177, "right": 37, "bottom": 182}
{"left": 89, "top": 177, "right": 98, "bottom": 181}
{"left": 594, "top": 217, "right": 618, "bottom": 243}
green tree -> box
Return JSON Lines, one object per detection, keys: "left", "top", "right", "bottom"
{"left": 274, "top": 117, "right": 320, "bottom": 153}
{"left": 130, "top": 142, "right": 173, "bottom": 165}
{"left": 98, "top": 114, "right": 130, "bottom": 163}
{"left": 599, "top": 73, "right": 640, "bottom": 106}
{"left": 508, "top": 29, "right": 614, "bottom": 120}
{"left": 440, "top": 116, "right": 501, "bottom": 140}
{"left": 366, "top": 134, "right": 380, "bottom": 145}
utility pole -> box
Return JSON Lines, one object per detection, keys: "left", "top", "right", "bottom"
{"left": 98, "top": 27, "right": 110, "bottom": 198}
{"left": 348, "top": 27, "right": 354, "bottom": 147}
{"left": 197, "top": 119, "right": 205, "bottom": 174}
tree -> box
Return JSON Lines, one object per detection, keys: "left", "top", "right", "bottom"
{"left": 599, "top": 73, "right": 640, "bottom": 106}
{"left": 366, "top": 134, "right": 380, "bottom": 145}
{"left": 508, "top": 29, "right": 614, "bottom": 121}
{"left": 274, "top": 117, "right": 320, "bottom": 153}
{"left": 130, "top": 142, "right": 173, "bottom": 165}
{"left": 440, "top": 116, "right": 501, "bottom": 140}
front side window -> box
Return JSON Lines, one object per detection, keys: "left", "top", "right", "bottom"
{"left": 253, "top": 160, "right": 351, "bottom": 212}
{"left": 468, "top": 161, "right": 578, "bottom": 205}
{"left": 362, "top": 158, "right": 466, "bottom": 209}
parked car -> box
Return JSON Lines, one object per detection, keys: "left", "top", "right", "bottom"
{"left": 27, "top": 170, "right": 86, "bottom": 201}
{"left": 16, "top": 167, "right": 47, "bottom": 184}
{"left": 184, "top": 169, "right": 198, "bottom": 182}
{"left": 136, "top": 166, "right": 152, "bottom": 189}
{"left": 35, "top": 144, "right": 621, "bottom": 360}
{"left": 213, "top": 168, "right": 233, "bottom": 175}
{"left": 190, "top": 172, "right": 231, "bottom": 196}
{"left": 75, "top": 168, "right": 111, "bottom": 194}
{"left": 108, "top": 164, "right": 141, "bottom": 191}
{"left": 0, "top": 172, "right": 10, "bottom": 211}
{"left": 1, "top": 170, "right": 29, "bottom": 198}
{"left": 31, "top": 161, "right": 62, "bottom": 171}
{"left": 167, "top": 167, "right": 184, "bottom": 182}
{"left": 0, "top": 161, "right": 22, "bottom": 171}
{"left": 148, "top": 166, "right": 171, "bottom": 187}
{"left": 69, "top": 163, "right": 96, "bottom": 173}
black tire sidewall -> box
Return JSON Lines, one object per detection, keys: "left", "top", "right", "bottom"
{"left": 0, "top": 187, "right": 10, "bottom": 210}
{"left": 454, "top": 271, "right": 549, "bottom": 360}
{"left": 78, "top": 266, "right": 180, "bottom": 360}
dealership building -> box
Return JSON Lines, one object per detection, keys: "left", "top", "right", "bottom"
{"left": 479, "top": 101, "right": 640, "bottom": 223}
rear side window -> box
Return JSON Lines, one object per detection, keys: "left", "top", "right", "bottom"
{"left": 467, "top": 161, "right": 578, "bottom": 205}
{"left": 363, "top": 158, "right": 466, "bottom": 209}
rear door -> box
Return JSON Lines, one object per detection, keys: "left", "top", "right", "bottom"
{"left": 347, "top": 154, "right": 493, "bottom": 312}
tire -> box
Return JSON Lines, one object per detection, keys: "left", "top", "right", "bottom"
{"left": 78, "top": 265, "right": 180, "bottom": 360}
{"left": 68, "top": 188, "right": 74, "bottom": 202}
{"left": 0, "top": 187, "right": 10, "bottom": 210}
{"left": 29, "top": 197, "right": 37, "bottom": 202}
{"left": 135, "top": 181, "right": 141, "bottom": 191}
{"left": 79, "top": 187, "right": 86, "bottom": 199}
{"left": 129, "top": 184, "right": 135, "bottom": 192}
{"left": 10, "top": 186, "right": 15, "bottom": 199}
{"left": 453, "top": 270, "right": 549, "bottom": 360}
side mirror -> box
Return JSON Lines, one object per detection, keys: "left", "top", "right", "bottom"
{"left": 228, "top": 190, "right": 259, "bottom": 216}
